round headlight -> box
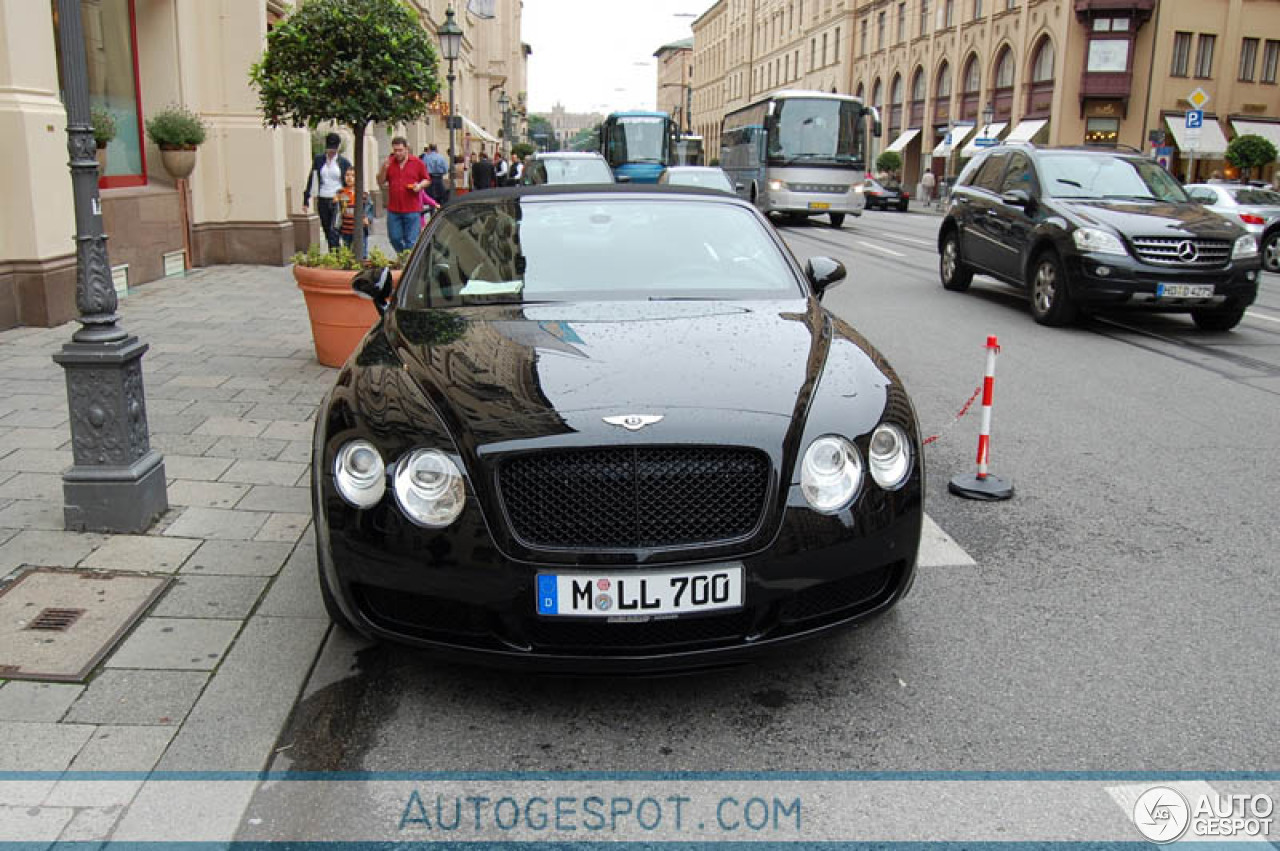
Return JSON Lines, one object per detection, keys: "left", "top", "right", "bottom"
{"left": 868, "top": 423, "right": 912, "bottom": 490}
{"left": 767, "top": 178, "right": 786, "bottom": 192}
{"left": 393, "top": 449, "right": 466, "bottom": 528}
{"left": 800, "top": 436, "right": 863, "bottom": 513}
{"left": 333, "top": 440, "right": 386, "bottom": 508}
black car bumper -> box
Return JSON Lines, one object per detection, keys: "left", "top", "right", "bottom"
{"left": 316, "top": 486, "right": 922, "bottom": 674}
{"left": 1065, "top": 253, "right": 1261, "bottom": 310}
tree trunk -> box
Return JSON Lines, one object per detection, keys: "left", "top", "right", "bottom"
{"left": 351, "top": 121, "right": 368, "bottom": 262}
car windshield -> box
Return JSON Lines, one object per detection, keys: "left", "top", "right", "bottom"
{"left": 666, "top": 169, "right": 733, "bottom": 192}
{"left": 1231, "top": 187, "right": 1280, "bottom": 205}
{"left": 1037, "top": 154, "right": 1188, "bottom": 202}
{"left": 399, "top": 199, "right": 800, "bottom": 308}
{"left": 538, "top": 157, "right": 613, "bottom": 184}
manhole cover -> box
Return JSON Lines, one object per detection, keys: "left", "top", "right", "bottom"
{"left": 0, "top": 567, "right": 170, "bottom": 682}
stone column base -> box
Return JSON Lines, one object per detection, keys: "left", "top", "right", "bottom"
{"left": 0, "top": 255, "right": 77, "bottom": 330}
{"left": 62, "top": 451, "right": 168, "bottom": 533}
{"left": 191, "top": 221, "right": 293, "bottom": 267}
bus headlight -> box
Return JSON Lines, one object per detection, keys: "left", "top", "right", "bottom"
{"left": 767, "top": 179, "right": 786, "bottom": 192}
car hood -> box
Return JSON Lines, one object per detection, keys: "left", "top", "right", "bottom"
{"left": 1060, "top": 199, "right": 1243, "bottom": 238}
{"left": 385, "top": 299, "right": 877, "bottom": 455}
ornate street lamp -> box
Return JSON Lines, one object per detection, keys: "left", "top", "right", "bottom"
{"left": 497, "top": 90, "right": 511, "bottom": 154}
{"left": 982, "top": 102, "right": 995, "bottom": 139}
{"left": 436, "top": 6, "right": 463, "bottom": 171}
{"left": 52, "top": 0, "right": 166, "bottom": 532}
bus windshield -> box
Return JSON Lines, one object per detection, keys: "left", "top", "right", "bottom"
{"left": 606, "top": 116, "right": 669, "bottom": 165}
{"left": 768, "top": 99, "right": 866, "bottom": 166}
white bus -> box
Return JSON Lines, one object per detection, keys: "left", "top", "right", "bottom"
{"left": 720, "top": 90, "right": 880, "bottom": 228}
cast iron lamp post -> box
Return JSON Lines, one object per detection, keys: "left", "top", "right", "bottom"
{"left": 52, "top": 0, "right": 167, "bottom": 532}
{"left": 497, "top": 90, "right": 511, "bottom": 155}
{"left": 437, "top": 6, "right": 463, "bottom": 171}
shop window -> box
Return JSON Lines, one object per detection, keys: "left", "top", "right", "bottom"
{"left": 1084, "top": 118, "right": 1119, "bottom": 147}
{"left": 52, "top": 0, "right": 146, "bottom": 188}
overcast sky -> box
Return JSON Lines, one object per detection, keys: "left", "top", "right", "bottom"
{"left": 523, "top": 0, "right": 710, "bottom": 115}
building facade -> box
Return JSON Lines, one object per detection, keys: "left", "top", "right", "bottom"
{"left": 0, "top": 0, "right": 527, "bottom": 331}
{"left": 689, "top": 0, "right": 1280, "bottom": 188}
{"left": 655, "top": 38, "right": 694, "bottom": 134}
{"left": 544, "top": 103, "right": 604, "bottom": 149}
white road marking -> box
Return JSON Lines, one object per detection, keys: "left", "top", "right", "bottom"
{"left": 1244, "top": 310, "right": 1280, "bottom": 325}
{"left": 856, "top": 240, "right": 906, "bottom": 258}
{"left": 918, "top": 514, "right": 977, "bottom": 567}
{"left": 866, "top": 232, "right": 934, "bottom": 247}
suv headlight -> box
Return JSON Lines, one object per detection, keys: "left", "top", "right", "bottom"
{"left": 333, "top": 440, "right": 386, "bottom": 509}
{"left": 393, "top": 449, "right": 466, "bottom": 528}
{"left": 767, "top": 179, "right": 786, "bottom": 192}
{"left": 1072, "top": 227, "right": 1127, "bottom": 256}
{"left": 1232, "top": 234, "right": 1259, "bottom": 259}
{"left": 868, "top": 424, "right": 912, "bottom": 491}
{"left": 801, "top": 436, "right": 863, "bottom": 513}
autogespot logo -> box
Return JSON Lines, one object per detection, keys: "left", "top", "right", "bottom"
{"left": 1133, "top": 787, "right": 1191, "bottom": 844}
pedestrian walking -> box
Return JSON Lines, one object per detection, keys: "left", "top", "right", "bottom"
{"left": 920, "top": 168, "right": 936, "bottom": 207}
{"left": 509, "top": 152, "right": 524, "bottom": 186}
{"left": 336, "top": 167, "right": 373, "bottom": 258}
{"left": 494, "top": 151, "right": 510, "bottom": 186}
{"left": 302, "top": 132, "right": 351, "bottom": 251}
{"left": 421, "top": 143, "right": 449, "bottom": 204}
{"left": 471, "top": 151, "right": 496, "bottom": 191}
{"left": 377, "top": 135, "right": 430, "bottom": 253}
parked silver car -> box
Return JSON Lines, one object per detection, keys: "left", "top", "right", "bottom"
{"left": 1185, "top": 183, "right": 1280, "bottom": 273}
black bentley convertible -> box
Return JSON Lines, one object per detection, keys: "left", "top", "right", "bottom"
{"left": 313, "top": 184, "right": 923, "bottom": 672}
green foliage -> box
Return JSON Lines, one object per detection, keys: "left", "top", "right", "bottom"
{"left": 1225, "top": 134, "right": 1279, "bottom": 179}
{"left": 90, "top": 107, "right": 116, "bottom": 147}
{"left": 527, "top": 114, "right": 553, "bottom": 146}
{"left": 569, "top": 126, "right": 598, "bottom": 152}
{"left": 875, "top": 150, "right": 902, "bottom": 175}
{"left": 145, "top": 104, "right": 207, "bottom": 147}
{"left": 511, "top": 142, "right": 535, "bottom": 159}
{"left": 249, "top": 0, "right": 440, "bottom": 133}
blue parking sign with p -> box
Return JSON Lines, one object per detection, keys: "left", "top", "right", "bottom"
{"left": 1186, "top": 110, "right": 1203, "bottom": 129}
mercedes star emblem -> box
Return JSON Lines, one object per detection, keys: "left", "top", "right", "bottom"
{"left": 603, "top": 415, "right": 664, "bottom": 431}
{"left": 1177, "top": 240, "right": 1199, "bottom": 262}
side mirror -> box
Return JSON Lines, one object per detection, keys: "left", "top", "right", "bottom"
{"left": 1001, "top": 189, "right": 1033, "bottom": 210}
{"left": 616, "top": 175, "right": 632, "bottom": 184}
{"left": 351, "top": 266, "right": 393, "bottom": 316}
{"left": 805, "top": 256, "right": 846, "bottom": 298}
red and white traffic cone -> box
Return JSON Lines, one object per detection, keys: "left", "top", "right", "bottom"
{"left": 948, "top": 335, "right": 1014, "bottom": 501}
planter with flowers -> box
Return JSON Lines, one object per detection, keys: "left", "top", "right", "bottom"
{"left": 145, "top": 104, "right": 207, "bottom": 179}
{"left": 292, "top": 244, "right": 409, "bottom": 367}
{"left": 90, "top": 106, "right": 116, "bottom": 174}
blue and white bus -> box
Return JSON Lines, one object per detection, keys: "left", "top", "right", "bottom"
{"left": 720, "top": 90, "right": 880, "bottom": 228}
{"left": 601, "top": 110, "right": 676, "bottom": 183}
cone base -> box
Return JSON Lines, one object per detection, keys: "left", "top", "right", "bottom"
{"left": 948, "top": 473, "right": 1014, "bottom": 501}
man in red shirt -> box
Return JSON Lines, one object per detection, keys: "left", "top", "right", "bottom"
{"left": 377, "top": 135, "right": 430, "bottom": 252}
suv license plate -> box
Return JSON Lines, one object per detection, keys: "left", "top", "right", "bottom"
{"left": 536, "top": 565, "right": 743, "bottom": 618}
{"left": 1157, "top": 284, "right": 1214, "bottom": 298}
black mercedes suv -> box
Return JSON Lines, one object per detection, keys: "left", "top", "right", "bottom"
{"left": 937, "top": 145, "right": 1261, "bottom": 330}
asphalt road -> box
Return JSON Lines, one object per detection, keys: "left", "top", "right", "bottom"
{"left": 261, "top": 207, "right": 1280, "bottom": 785}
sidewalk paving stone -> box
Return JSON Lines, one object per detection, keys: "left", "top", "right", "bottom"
{"left": 150, "top": 433, "right": 218, "bottom": 456}
{"left": 275, "top": 441, "right": 311, "bottom": 464}
{"left": 202, "top": 436, "right": 288, "bottom": 461}
{"left": 257, "top": 536, "right": 325, "bottom": 620}
{"left": 0, "top": 806, "right": 73, "bottom": 842}
{"left": 67, "top": 725, "right": 177, "bottom": 771}
{"left": 151, "top": 575, "right": 269, "bottom": 620}
{"left": 0, "top": 529, "right": 108, "bottom": 571}
{"left": 220, "top": 459, "right": 307, "bottom": 488}
{"left": 193, "top": 417, "right": 270, "bottom": 438}
{"left": 180, "top": 539, "right": 293, "bottom": 577}
{"left": 65, "top": 669, "right": 210, "bottom": 726}
{"left": 261, "top": 421, "right": 313, "bottom": 443}
{"left": 105, "top": 617, "right": 241, "bottom": 671}
{"left": 0, "top": 410, "right": 68, "bottom": 429}
{"left": 0, "top": 499, "right": 65, "bottom": 532}
{"left": 253, "top": 513, "right": 310, "bottom": 544}
{"left": 166, "top": 480, "right": 252, "bottom": 509}
{"left": 0, "top": 472, "right": 61, "bottom": 501}
{"left": 80, "top": 535, "right": 201, "bottom": 574}
{"left": 235, "top": 485, "right": 310, "bottom": 514}
{"left": 0, "top": 682, "right": 84, "bottom": 722}
{"left": 246, "top": 403, "right": 315, "bottom": 423}
{"left": 0, "top": 428, "right": 69, "bottom": 450}
{"left": 0, "top": 449, "right": 73, "bottom": 473}
{"left": 162, "top": 455, "right": 234, "bottom": 481}
{"left": 0, "top": 722, "right": 96, "bottom": 771}
{"left": 161, "top": 507, "right": 269, "bottom": 541}
{"left": 44, "top": 778, "right": 143, "bottom": 808}
{"left": 55, "top": 806, "right": 123, "bottom": 842}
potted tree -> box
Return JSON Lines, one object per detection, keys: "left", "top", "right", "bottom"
{"left": 249, "top": 0, "right": 440, "bottom": 365}
{"left": 145, "top": 104, "right": 208, "bottom": 179}
{"left": 288, "top": 244, "right": 409, "bottom": 366}
{"left": 1225, "top": 134, "right": 1279, "bottom": 183}
{"left": 90, "top": 106, "right": 116, "bottom": 174}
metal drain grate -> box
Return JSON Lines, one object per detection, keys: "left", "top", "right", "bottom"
{"left": 26, "top": 607, "right": 86, "bottom": 632}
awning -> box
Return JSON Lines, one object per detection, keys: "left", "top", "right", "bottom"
{"left": 460, "top": 115, "right": 499, "bottom": 145}
{"left": 1005, "top": 118, "right": 1048, "bottom": 144}
{"left": 1229, "top": 119, "right": 1280, "bottom": 159}
{"left": 961, "top": 122, "right": 1008, "bottom": 157}
{"left": 884, "top": 128, "right": 921, "bottom": 153}
{"left": 932, "top": 123, "right": 976, "bottom": 157}
{"left": 1164, "top": 114, "right": 1228, "bottom": 157}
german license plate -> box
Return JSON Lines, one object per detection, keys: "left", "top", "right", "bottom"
{"left": 1157, "top": 283, "right": 1214, "bottom": 298}
{"left": 536, "top": 565, "right": 743, "bottom": 618}
{"left": 808, "top": 202, "right": 831, "bottom": 210}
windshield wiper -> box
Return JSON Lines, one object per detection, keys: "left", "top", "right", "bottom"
{"left": 1055, "top": 178, "right": 1084, "bottom": 188}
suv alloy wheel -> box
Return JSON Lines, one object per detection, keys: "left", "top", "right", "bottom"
{"left": 1029, "top": 251, "right": 1078, "bottom": 326}
{"left": 940, "top": 231, "right": 973, "bottom": 291}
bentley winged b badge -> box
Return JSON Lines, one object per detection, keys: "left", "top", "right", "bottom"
{"left": 603, "top": 414, "right": 664, "bottom": 431}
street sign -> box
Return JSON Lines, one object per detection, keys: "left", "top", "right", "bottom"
{"left": 1185, "top": 110, "right": 1204, "bottom": 130}
{"left": 1148, "top": 129, "right": 1166, "bottom": 146}
{"left": 1188, "top": 87, "right": 1210, "bottom": 109}
{"left": 975, "top": 137, "right": 998, "bottom": 148}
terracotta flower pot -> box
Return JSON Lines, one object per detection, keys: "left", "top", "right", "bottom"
{"left": 159, "top": 146, "right": 197, "bottom": 180}
{"left": 96, "top": 144, "right": 108, "bottom": 175}
{"left": 294, "top": 264, "right": 400, "bottom": 367}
